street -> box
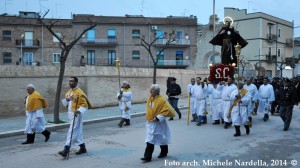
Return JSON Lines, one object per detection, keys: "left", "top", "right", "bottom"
{"left": 0, "top": 108, "right": 300, "bottom": 168}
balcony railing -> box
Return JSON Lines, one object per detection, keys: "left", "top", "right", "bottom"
{"left": 157, "top": 59, "right": 190, "bottom": 68}
{"left": 16, "top": 39, "right": 40, "bottom": 48}
{"left": 266, "top": 54, "right": 277, "bottom": 62}
{"left": 266, "top": 34, "right": 277, "bottom": 42}
{"left": 286, "top": 38, "right": 293, "bottom": 47}
{"left": 295, "top": 39, "right": 300, "bottom": 46}
{"left": 81, "top": 38, "right": 117, "bottom": 47}
{"left": 155, "top": 39, "right": 190, "bottom": 47}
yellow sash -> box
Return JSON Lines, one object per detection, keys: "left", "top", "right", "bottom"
{"left": 65, "top": 88, "right": 93, "bottom": 111}
{"left": 26, "top": 91, "right": 48, "bottom": 111}
{"left": 229, "top": 89, "right": 248, "bottom": 113}
{"left": 146, "top": 95, "right": 175, "bottom": 121}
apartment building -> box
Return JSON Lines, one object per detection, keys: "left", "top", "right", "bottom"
{"left": 0, "top": 11, "right": 72, "bottom": 66}
{"left": 224, "top": 8, "right": 294, "bottom": 78}
{"left": 0, "top": 12, "right": 198, "bottom": 69}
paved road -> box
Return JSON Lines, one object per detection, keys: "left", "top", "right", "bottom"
{"left": 0, "top": 106, "right": 300, "bottom": 168}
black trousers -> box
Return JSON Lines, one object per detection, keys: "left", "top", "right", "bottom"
{"left": 144, "top": 142, "right": 168, "bottom": 160}
{"left": 279, "top": 105, "right": 293, "bottom": 129}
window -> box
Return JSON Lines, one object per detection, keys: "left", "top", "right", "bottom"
{"left": 87, "top": 30, "right": 96, "bottom": 41}
{"left": 176, "top": 30, "right": 183, "bottom": 39}
{"left": 3, "top": 30, "right": 11, "bottom": 41}
{"left": 156, "top": 30, "right": 164, "bottom": 39}
{"left": 268, "top": 25, "right": 272, "bottom": 35}
{"left": 156, "top": 50, "right": 164, "bottom": 60}
{"left": 53, "top": 53, "right": 60, "bottom": 63}
{"left": 278, "top": 28, "right": 281, "bottom": 37}
{"left": 107, "top": 29, "right": 116, "bottom": 39}
{"left": 25, "top": 32, "right": 33, "bottom": 46}
{"left": 3, "top": 52, "right": 12, "bottom": 63}
{"left": 157, "top": 50, "right": 164, "bottom": 65}
{"left": 132, "top": 30, "right": 140, "bottom": 39}
{"left": 277, "top": 48, "right": 281, "bottom": 57}
{"left": 108, "top": 50, "right": 116, "bottom": 65}
{"left": 87, "top": 50, "right": 95, "bottom": 65}
{"left": 24, "top": 52, "right": 34, "bottom": 65}
{"left": 268, "top": 47, "right": 272, "bottom": 56}
{"left": 176, "top": 51, "right": 184, "bottom": 65}
{"left": 53, "top": 32, "right": 62, "bottom": 42}
{"left": 132, "top": 50, "right": 140, "bottom": 60}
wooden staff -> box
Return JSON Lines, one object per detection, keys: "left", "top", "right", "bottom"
{"left": 187, "top": 94, "right": 190, "bottom": 126}
{"left": 67, "top": 94, "right": 79, "bottom": 160}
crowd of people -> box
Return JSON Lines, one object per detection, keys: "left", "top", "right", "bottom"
{"left": 21, "top": 75, "right": 300, "bottom": 163}
{"left": 186, "top": 76, "right": 299, "bottom": 137}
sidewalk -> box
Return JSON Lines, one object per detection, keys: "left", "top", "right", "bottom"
{"left": 0, "top": 97, "right": 189, "bottom": 138}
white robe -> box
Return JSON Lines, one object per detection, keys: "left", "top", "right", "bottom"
{"left": 191, "top": 84, "right": 207, "bottom": 116}
{"left": 145, "top": 115, "right": 171, "bottom": 145}
{"left": 62, "top": 98, "right": 88, "bottom": 146}
{"left": 117, "top": 89, "right": 132, "bottom": 119}
{"left": 187, "top": 83, "right": 196, "bottom": 115}
{"left": 230, "top": 89, "right": 251, "bottom": 126}
{"left": 243, "top": 83, "right": 258, "bottom": 116}
{"left": 257, "top": 84, "right": 275, "bottom": 114}
{"left": 220, "top": 84, "right": 237, "bottom": 122}
{"left": 24, "top": 95, "right": 46, "bottom": 134}
{"left": 211, "top": 87, "right": 223, "bottom": 120}
{"left": 207, "top": 83, "right": 214, "bottom": 113}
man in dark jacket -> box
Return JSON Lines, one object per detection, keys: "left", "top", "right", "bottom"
{"left": 278, "top": 78, "right": 298, "bottom": 131}
{"left": 166, "top": 77, "right": 182, "bottom": 120}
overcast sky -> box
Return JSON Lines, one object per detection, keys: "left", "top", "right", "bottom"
{"left": 2, "top": 0, "right": 300, "bottom": 36}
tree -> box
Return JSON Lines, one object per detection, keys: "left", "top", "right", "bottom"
{"left": 37, "top": 11, "right": 97, "bottom": 123}
{"left": 139, "top": 31, "right": 175, "bottom": 84}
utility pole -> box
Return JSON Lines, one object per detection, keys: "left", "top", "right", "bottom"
{"left": 212, "top": 0, "right": 216, "bottom": 64}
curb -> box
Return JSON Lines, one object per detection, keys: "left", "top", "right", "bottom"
{"left": 0, "top": 106, "right": 188, "bottom": 138}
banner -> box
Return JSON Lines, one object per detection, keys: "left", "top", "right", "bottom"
{"left": 209, "top": 64, "right": 235, "bottom": 82}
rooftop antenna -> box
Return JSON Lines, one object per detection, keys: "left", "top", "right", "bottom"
{"left": 55, "top": 3, "right": 61, "bottom": 18}
{"left": 140, "top": 0, "right": 145, "bottom": 16}
{"left": 39, "top": 0, "right": 48, "bottom": 13}
{"left": 182, "top": 9, "right": 189, "bottom": 17}
{"left": 4, "top": 0, "right": 12, "bottom": 13}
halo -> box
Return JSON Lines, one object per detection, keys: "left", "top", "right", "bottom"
{"left": 223, "top": 16, "right": 234, "bottom": 26}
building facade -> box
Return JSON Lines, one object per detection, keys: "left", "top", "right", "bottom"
{"left": 224, "top": 8, "right": 294, "bottom": 78}
{"left": 0, "top": 12, "right": 198, "bottom": 69}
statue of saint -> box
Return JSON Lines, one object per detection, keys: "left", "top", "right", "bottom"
{"left": 209, "top": 17, "right": 248, "bottom": 65}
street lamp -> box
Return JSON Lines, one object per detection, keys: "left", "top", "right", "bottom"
{"left": 234, "top": 42, "right": 242, "bottom": 78}
{"left": 20, "top": 34, "right": 24, "bottom": 65}
{"left": 115, "top": 57, "right": 121, "bottom": 89}
{"left": 284, "top": 65, "right": 292, "bottom": 70}
{"left": 292, "top": 20, "right": 300, "bottom": 77}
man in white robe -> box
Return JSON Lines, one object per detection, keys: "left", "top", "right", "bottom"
{"left": 141, "top": 84, "right": 175, "bottom": 163}
{"left": 209, "top": 81, "right": 223, "bottom": 125}
{"left": 230, "top": 81, "right": 251, "bottom": 136}
{"left": 219, "top": 77, "right": 237, "bottom": 129}
{"left": 117, "top": 81, "right": 132, "bottom": 127}
{"left": 187, "top": 78, "right": 196, "bottom": 122}
{"left": 243, "top": 78, "right": 258, "bottom": 126}
{"left": 22, "top": 84, "right": 51, "bottom": 144}
{"left": 58, "top": 77, "right": 92, "bottom": 158}
{"left": 191, "top": 77, "right": 208, "bottom": 126}
{"left": 257, "top": 77, "right": 275, "bottom": 121}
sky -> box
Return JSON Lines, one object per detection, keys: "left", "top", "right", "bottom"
{"left": 2, "top": 0, "right": 300, "bottom": 36}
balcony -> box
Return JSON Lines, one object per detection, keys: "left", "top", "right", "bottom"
{"left": 266, "top": 54, "right": 277, "bottom": 62}
{"left": 155, "top": 39, "right": 190, "bottom": 48}
{"left": 266, "top": 34, "right": 277, "bottom": 42}
{"left": 157, "top": 59, "right": 190, "bottom": 68}
{"left": 286, "top": 38, "right": 293, "bottom": 47}
{"left": 81, "top": 38, "right": 117, "bottom": 47}
{"left": 295, "top": 39, "right": 300, "bottom": 46}
{"left": 16, "top": 39, "right": 40, "bottom": 48}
